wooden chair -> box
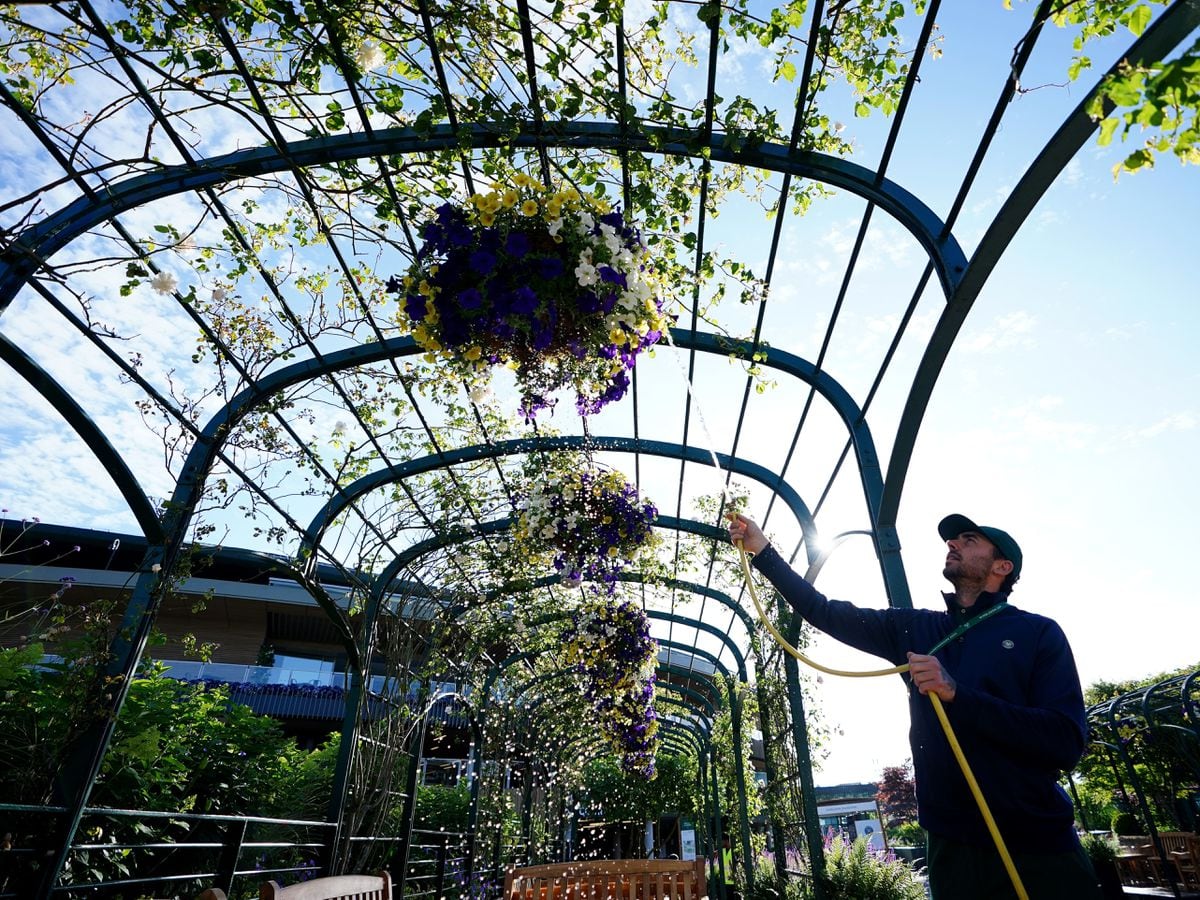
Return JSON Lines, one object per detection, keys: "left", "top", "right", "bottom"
{"left": 1148, "top": 832, "right": 1197, "bottom": 887}
{"left": 1174, "top": 834, "right": 1200, "bottom": 890}
{"left": 505, "top": 858, "right": 708, "bottom": 900}
{"left": 196, "top": 890, "right": 228, "bottom": 900}
{"left": 259, "top": 872, "right": 392, "bottom": 900}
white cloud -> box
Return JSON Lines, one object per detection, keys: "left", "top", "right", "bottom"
{"left": 1130, "top": 411, "right": 1197, "bottom": 440}
{"left": 959, "top": 310, "right": 1036, "bottom": 352}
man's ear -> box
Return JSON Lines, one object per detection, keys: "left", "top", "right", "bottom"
{"left": 992, "top": 558, "right": 1014, "bottom": 578}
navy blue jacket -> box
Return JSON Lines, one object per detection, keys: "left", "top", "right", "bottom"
{"left": 752, "top": 544, "right": 1088, "bottom": 853}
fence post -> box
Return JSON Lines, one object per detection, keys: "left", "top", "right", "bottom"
{"left": 434, "top": 833, "right": 449, "bottom": 900}
{"left": 216, "top": 818, "right": 248, "bottom": 896}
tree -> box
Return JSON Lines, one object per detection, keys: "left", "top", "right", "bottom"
{"left": 876, "top": 761, "right": 918, "bottom": 826}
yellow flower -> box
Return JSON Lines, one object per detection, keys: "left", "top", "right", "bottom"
{"left": 402, "top": 274, "right": 414, "bottom": 289}
{"left": 520, "top": 199, "right": 540, "bottom": 217}
{"left": 480, "top": 211, "right": 496, "bottom": 227}
{"left": 513, "top": 173, "right": 532, "bottom": 188}
{"left": 470, "top": 193, "right": 488, "bottom": 209}
{"left": 502, "top": 189, "right": 519, "bottom": 208}
{"left": 609, "top": 327, "right": 625, "bottom": 345}
{"left": 465, "top": 346, "right": 482, "bottom": 361}
{"left": 417, "top": 279, "right": 434, "bottom": 297}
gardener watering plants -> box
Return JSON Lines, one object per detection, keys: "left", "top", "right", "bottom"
{"left": 728, "top": 512, "right": 1101, "bottom": 899}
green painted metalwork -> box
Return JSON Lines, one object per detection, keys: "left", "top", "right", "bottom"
{"left": 879, "top": 0, "right": 1200, "bottom": 529}
{"left": 0, "top": 124, "right": 967, "bottom": 315}
{"left": 0, "top": 335, "right": 162, "bottom": 541}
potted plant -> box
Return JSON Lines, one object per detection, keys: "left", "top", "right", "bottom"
{"left": 514, "top": 464, "right": 659, "bottom": 593}
{"left": 1083, "top": 832, "right": 1125, "bottom": 900}
{"left": 388, "top": 179, "right": 673, "bottom": 419}
{"left": 562, "top": 597, "right": 659, "bottom": 778}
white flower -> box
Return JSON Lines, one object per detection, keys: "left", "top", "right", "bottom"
{"left": 547, "top": 217, "right": 564, "bottom": 236}
{"left": 355, "top": 41, "right": 385, "bottom": 72}
{"left": 149, "top": 271, "right": 178, "bottom": 295}
{"left": 574, "top": 261, "right": 598, "bottom": 286}
{"left": 469, "top": 384, "right": 492, "bottom": 404}
{"left": 211, "top": 286, "right": 227, "bottom": 301}
{"left": 833, "top": 121, "right": 846, "bottom": 133}
{"left": 561, "top": 572, "right": 582, "bottom": 588}
{"left": 176, "top": 236, "right": 196, "bottom": 252}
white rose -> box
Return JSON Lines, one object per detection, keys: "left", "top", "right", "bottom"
{"left": 355, "top": 41, "right": 386, "bottom": 72}
{"left": 149, "top": 271, "right": 178, "bottom": 295}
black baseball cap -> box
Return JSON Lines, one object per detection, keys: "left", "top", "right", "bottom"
{"left": 938, "top": 513, "right": 1022, "bottom": 582}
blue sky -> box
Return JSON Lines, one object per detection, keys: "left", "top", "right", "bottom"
{"left": 1, "top": 2, "right": 1197, "bottom": 789}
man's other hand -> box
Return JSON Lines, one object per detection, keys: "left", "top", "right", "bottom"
{"left": 907, "top": 652, "right": 957, "bottom": 702}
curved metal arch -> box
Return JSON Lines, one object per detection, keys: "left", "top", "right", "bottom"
{"left": 879, "top": 0, "right": 1200, "bottom": 527}
{"left": 0, "top": 336, "right": 163, "bottom": 540}
{"left": 0, "top": 124, "right": 967, "bottom": 312}
{"left": 374, "top": 513, "right": 757, "bottom": 630}
{"left": 367, "top": 513, "right": 760, "bottom": 681}
{"left": 307, "top": 434, "right": 818, "bottom": 568}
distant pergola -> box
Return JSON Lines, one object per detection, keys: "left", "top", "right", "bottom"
{"left": 1, "top": 1, "right": 1197, "bottom": 897}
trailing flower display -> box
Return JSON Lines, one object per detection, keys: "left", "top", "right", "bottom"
{"left": 515, "top": 466, "right": 659, "bottom": 592}
{"left": 386, "top": 177, "right": 672, "bottom": 419}
{"left": 563, "top": 598, "right": 659, "bottom": 778}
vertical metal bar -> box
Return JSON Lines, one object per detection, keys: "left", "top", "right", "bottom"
{"left": 782, "top": 607, "right": 826, "bottom": 900}
{"left": 709, "top": 751, "right": 726, "bottom": 900}
{"left": 216, "top": 817, "right": 248, "bottom": 896}
{"left": 463, "top": 719, "right": 484, "bottom": 892}
{"left": 753, "top": 672, "right": 788, "bottom": 892}
{"left": 394, "top": 697, "right": 431, "bottom": 899}
{"left": 727, "top": 682, "right": 754, "bottom": 893}
{"left": 435, "top": 833, "right": 449, "bottom": 900}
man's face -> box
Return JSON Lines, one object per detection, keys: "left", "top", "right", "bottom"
{"left": 942, "top": 530, "right": 1002, "bottom": 585}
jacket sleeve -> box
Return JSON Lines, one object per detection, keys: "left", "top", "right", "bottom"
{"left": 751, "top": 544, "right": 909, "bottom": 665}
{"left": 945, "top": 620, "right": 1089, "bottom": 771}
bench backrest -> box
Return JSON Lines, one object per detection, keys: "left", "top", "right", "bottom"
{"left": 1156, "top": 832, "right": 1197, "bottom": 854}
{"left": 505, "top": 859, "right": 708, "bottom": 900}
{"left": 259, "top": 872, "right": 392, "bottom": 900}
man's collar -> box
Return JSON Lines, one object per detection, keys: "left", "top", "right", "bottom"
{"left": 942, "top": 589, "right": 1008, "bottom": 619}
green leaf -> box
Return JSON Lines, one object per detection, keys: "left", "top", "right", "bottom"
{"left": 1126, "top": 4, "right": 1152, "bottom": 37}
{"left": 1097, "top": 116, "right": 1120, "bottom": 147}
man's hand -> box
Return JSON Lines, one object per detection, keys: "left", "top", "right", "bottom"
{"left": 907, "top": 652, "right": 957, "bottom": 703}
{"left": 727, "top": 513, "right": 768, "bottom": 555}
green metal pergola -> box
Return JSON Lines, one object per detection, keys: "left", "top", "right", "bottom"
{"left": 1, "top": 1, "right": 1197, "bottom": 897}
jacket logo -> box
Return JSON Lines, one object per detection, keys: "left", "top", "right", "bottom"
{"left": 1001, "top": 639, "right": 1015, "bottom": 650}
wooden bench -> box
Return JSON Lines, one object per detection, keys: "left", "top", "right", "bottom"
{"left": 505, "top": 859, "right": 708, "bottom": 900}
{"left": 198, "top": 872, "right": 392, "bottom": 900}
{"left": 258, "top": 873, "right": 392, "bottom": 900}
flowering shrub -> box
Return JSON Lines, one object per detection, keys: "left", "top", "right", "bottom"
{"left": 515, "top": 465, "right": 659, "bottom": 591}
{"left": 820, "top": 830, "right": 925, "bottom": 900}
{"left": 386, "top": 177, "right": 672, "bottom": 419}
{"left": 563, "top": 598, "right": 659, "bottom": 778}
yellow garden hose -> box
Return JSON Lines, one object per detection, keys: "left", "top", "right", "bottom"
{"left": 735, "top": 541, "right": 1029, "bottom": 900}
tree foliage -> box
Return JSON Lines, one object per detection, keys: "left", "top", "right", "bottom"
{"left": 875, "top": 761, "right": 917, "bottom": 826}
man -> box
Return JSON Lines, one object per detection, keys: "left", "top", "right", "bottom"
{"left": 727, "top": 512, "right": 1100, "bottom": 899}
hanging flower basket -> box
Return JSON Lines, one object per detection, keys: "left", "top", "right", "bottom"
{"left": 386, "top": 176, "right": 672, "bottom": 419}
{"left": 515, "top": 466, "right": 659, "bottom": 592}
{"left": 563, "top": 598, "right": 660, "bottom": 778}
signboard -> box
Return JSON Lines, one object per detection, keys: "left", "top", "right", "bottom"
{"left": 680, "top": 828, "right": 696, "bottom": 860}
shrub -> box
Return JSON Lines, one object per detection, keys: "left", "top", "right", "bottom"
{"left": 819, "top": 834, "right": 925, "bottom": 900}
{"left": 887, "top": 821, "right": 926, "bottom": 848}
{"left": 1111, "top": 811, "right": 1141, "bottom": 835}
{"left": 1083, "top": 832, "right": 1119, "bottom": 865}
